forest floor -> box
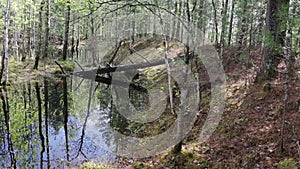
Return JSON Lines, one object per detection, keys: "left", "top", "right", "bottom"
{"left": 6, "top": 58, "right": 75, "bottom": 84}
{"left": 95, "top": 41, "right": 300, "bottom": 169}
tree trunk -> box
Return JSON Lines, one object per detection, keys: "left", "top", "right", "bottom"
{"left": 172, "top": 0, "right": 192, "bottom": 154}
{"left": 212, "top": 0, "right": 219, "bottom": 45}
{"left": 228, "top": 0, "right": 235, "bottom": 46}
{"left": 220, "top": 0, "right": 229, "bottom": 55}
{"left": 71, "top": 14, "right": 75, "bottom": 59}
{"left": 62, "top": 77, "right": 70, "bottom": 162}
{"left": 35, "top": 82, "right": 45, "bottom": 168}
{"left": 1, "top": 0, "right": 11, "bottom": 84}
{"left": 248, "top": 1, "right": 256, "bottom": 50}
{"left": 236, "top": 0, "right": 248, "bottom": 52}
{"left": 43, "top": 0, "right": 50, "bottom": 59}
{"left": 175, "top": 1, "right": 182, "bottom": 39}
{"left": 44, "top": 78, "right": 50, "bottom": 168}
{"left": 1, "top": 87, "right": 16, "bottom": 168}
{"left": 32, "top": 0, "right": 36, "bottom": 50}
{"left": 33, "top": 0, "right": 44, "bottom": 69}
{"left": 13, "top": 30, "right": 19, "bottom": 60}
{"left": 260, "top": 0, "right": 290, "bottom": 80}
{"left": 62, "top": 0, "right": 71, "bottom": 61}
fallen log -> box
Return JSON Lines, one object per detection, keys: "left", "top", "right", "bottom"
{"left": 95, "top": 76, "right": 148, "bottom": 93}
{"left": 72, "top": 70, "right": 147, "bottom": 93}
{"left": 71, "top": 53, "right": 194, "bottom": 77}
{"left": 71, "top": 54, "right": 194, "bottom": 93}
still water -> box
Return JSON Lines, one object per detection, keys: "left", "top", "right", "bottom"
{"left": 0, "top": 75, "right": 119, "bottom": 168}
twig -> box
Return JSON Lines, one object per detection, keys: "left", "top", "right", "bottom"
{"left": 54, "top": 61, "right": 65, "bottom": 74}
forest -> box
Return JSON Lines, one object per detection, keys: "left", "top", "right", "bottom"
{"left": 0, "top": 0, "right": 299, "bottom": 168}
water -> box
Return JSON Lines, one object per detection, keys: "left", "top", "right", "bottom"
{"left": 0, "top": 76, "right": 118, "bottom": 168}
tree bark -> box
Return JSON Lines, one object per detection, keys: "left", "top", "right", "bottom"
{"left": 43, "top": 0, "right": 50, "bottom": 59}
{"left": 212, "top": 0, "right": 219, "bottom": 45}
{"left": 33, "top": 0, "right": 44, "bottom": 69}
{"left": 35, "top": 82, "right": 45, "bottom": 168}
{"left": 1, "top": 0, "right": 11, "bottom": 84}
{"left": 62, "top": 0, "right": 71, "bottom": 61}
{"left": 44, "top": 78, "right": 50, "bottom": 168}
{"left": 236, "top": 0, "right": 248, "bottom": 52}
{"left": 1, "top": 87, "right": 16, "bottom": 168}
{"left": 220, "top": 0, "right": 229, "bottom": 55}
{"left": 228, "top": 0, "right": 234, "bottom": 46}
{"left": 72, "top": 54, "right": 193, "bottom": 76}
{"left": 62, "top": 77, "right": 70, "bottom": 162}
{"left": 71, "top": 14, "right": 75, "bottom": 59}
{"left": 261, "top": 0, "right": 290, "bottom": 80}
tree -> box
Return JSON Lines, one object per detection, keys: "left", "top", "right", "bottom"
{"left": 0, "top": 0, "right": 11, "bottom": 84}
{"left": 236, "top": 0, "right": 249, "bottom": 54}
{"left": 211, "top": 0, "right": 219, "bottom": 45}
{"left": 62, "top": 0, "right": 71, "bottom": 61}
{"left": 220, "top": 0, "right": 229, "bottom": 54}
{"left": 261, "top": 0, "right": 290, "bottom": 80}
{"left": 33, "top": 0, "right": 45, "bottom": 70}
{"left": 43, "top": 0, "right": 51, "bottom": 59}
{"left": 227, "top": 0, "right": 235, "bottom": 46}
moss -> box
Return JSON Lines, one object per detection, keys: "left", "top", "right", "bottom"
{"left": 277, "top": 158, "right": 297, "bottom": 169}
{"left": 59, "top": 61, "right": 76, "bottom": 71}
{"left": 157, "top": 149, "right": 210, "bottom": 168}
{"left": 80, "top": 162, "right": 112, "bottom": 169}
{"left": 133, "top": 162, "right": 152, "bottom": 169}
{"left": 133, "top": 38, "right": 155, "bottom": 51}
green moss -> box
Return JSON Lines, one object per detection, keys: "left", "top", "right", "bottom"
{"left": 157, "top": 149, "right": 210, "bottom": 168}
{"left": 80, "top": 162, "right": 112, "bottom": 169}
{"left": 59, "top": 61, "right": 76, "bottom": 71}
{"left": 277, "top": 158, "right": 297, "bottom": 169}
{"left": 235, "top": 117, "right": 248, "bottom": 124}
{"left": 133, "top": 162, "right": 152, "bottom": 169}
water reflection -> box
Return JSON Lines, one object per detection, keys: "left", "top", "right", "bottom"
{"left": 0, "top": 76, "right": 116, "bottom": 168}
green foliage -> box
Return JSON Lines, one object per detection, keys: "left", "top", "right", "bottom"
{"left": 264, "top": 31, "right": 281, "bottom": 53}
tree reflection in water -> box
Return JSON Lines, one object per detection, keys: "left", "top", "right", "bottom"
{"left": 0, "top": 76, "right": 116, "bottom": 168}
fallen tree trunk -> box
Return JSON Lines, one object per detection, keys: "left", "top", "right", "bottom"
{"left": 71, "top": 53, "right": 194, "bottom": 92}
{"left": 95, "top": 76, "right": 148, "bottom": 93}
{"left": 72, "top": 69, "right": 147, "bottom": 93}
{"left": 72, "top": 53, "right": 194, "bottom": 76}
